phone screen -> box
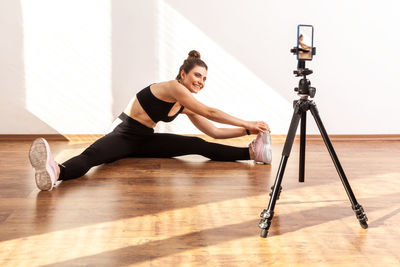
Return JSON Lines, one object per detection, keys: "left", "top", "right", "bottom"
{"left": 297, "top": 25, "right": 314, "bottom": 61}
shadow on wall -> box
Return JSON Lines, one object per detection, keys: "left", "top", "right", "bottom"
{"left": 5, "top": 1, "right": 157, "bottom": 135}
{"left": 19, "top": 1, "right": 112, "bottom": 135}
{"left": 111, "top": 0, "right": 159, "bottom": 120}
{"left": 0, "top": 0, "right": 56, "bottom": 134}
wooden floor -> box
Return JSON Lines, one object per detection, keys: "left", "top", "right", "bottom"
{"left": 0, "top": 136, "right": 399, "bottom": 266}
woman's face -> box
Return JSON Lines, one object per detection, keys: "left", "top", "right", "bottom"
{"left": 180, "top": 65, "right": 207, "bottom": 94}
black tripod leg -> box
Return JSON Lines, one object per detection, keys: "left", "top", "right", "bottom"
{"left": 299, "top": 111, "right": 306, "bottom": 183}
{"left": 259, "top": 105, "right": 302, "bottom": 238}
{"left": 309, "top": 103, "right": 368, "bottom": 229}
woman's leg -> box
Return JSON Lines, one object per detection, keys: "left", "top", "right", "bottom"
{"left": 59, "top": 132, "right": 137, "bottom": 180}
{"left": 136, "top": 133, "right": 250, "bottom": 161}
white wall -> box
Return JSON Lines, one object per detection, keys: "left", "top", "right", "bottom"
{"left": 1, "top": 0, "right": 399, "bottom": 135}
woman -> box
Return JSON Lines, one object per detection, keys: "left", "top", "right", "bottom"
{"left": 29, "top": 50, "right": 272, "bottom": 191}
{"left": 298, "top": 34, "right": 312, "bottom": 60}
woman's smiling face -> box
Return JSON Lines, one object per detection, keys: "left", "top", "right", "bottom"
{"left": 180, "top": 65, "right": 207, "bottom": 94}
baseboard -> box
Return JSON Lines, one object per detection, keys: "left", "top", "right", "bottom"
{"left": 0, "top": 134, "right": 104, "bottom": 142}
{"left": 272, "top": 134, "right": 400, "bottom": 142}
{"left": 0, "top": 134, "right": 399, "bottom": 142}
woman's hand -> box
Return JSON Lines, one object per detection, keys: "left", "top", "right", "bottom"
{"left": 245, "top": 121, "right": 270, "bottom": 134}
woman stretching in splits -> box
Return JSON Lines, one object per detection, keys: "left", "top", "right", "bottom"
{"left": 29, "top": 50, "right": 272, "bottom": 191}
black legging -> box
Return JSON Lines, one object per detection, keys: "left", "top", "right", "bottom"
{"left": 59, "top": 113, "right": 250, "bottom": 180}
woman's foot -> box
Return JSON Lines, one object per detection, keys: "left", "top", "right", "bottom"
{"left": 29, "top": 138, "right": 60, "bottom": 191}
{"left": 249, "top": 132, "right": 272, "bottom": 164}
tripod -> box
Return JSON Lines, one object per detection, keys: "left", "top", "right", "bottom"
{"left": 258, "top": 61, "right": 368, "bottom": 238}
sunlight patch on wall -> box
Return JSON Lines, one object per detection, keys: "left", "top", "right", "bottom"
{"left": 21, "top": 0, "right": 112, "bottom": 134}
{"left": 155, "top": 0, "right": 292, "bottom": 135}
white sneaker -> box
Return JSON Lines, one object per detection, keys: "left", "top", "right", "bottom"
{"left": 249, "top": 132, "right": 272, "bottom": 164}
{"left": 29, "top": 138, "right": 58, "bottom": 191}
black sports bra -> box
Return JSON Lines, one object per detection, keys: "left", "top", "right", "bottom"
{"left": 136, "top": 85, "right": 184, "bottom": 123}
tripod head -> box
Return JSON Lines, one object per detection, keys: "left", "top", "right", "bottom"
{"left": 292, "top": 59, "right": 316, "bottom": 98}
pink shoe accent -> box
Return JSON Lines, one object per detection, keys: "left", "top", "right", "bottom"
{"left": 249, "top": 132, "right": 272, "bottom": 164}
{"left": 29, "top": 138, "right": 58, "bottom": 191}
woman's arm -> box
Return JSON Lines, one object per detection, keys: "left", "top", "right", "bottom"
{"left": 185, "top": 109, "right": 248, "bottom": 139}
{"left": 171, "top": 81, "right": 269, "bottom": 133}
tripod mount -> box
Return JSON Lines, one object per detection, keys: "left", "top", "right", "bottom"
{"left": 258, "top": 52, "right": 368, "bottom": 238}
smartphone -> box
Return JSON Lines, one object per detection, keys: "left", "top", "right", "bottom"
{"left": 297, "top": 25, "right": 314, "bottom": 61}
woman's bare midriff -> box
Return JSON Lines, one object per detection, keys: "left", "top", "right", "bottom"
{"left": 123, "top": 82, "right": 183, "bottom": 129}
{"left": 123, "top": 97, "right": 157, "bottom": 128}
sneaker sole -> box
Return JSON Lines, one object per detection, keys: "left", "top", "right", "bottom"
{"left": 29, "top": 138, "right": 54, "bottom": 191}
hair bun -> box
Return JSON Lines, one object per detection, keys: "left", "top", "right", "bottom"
{"left": 188, "top": 50, "right": 201, "bottom": 59}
